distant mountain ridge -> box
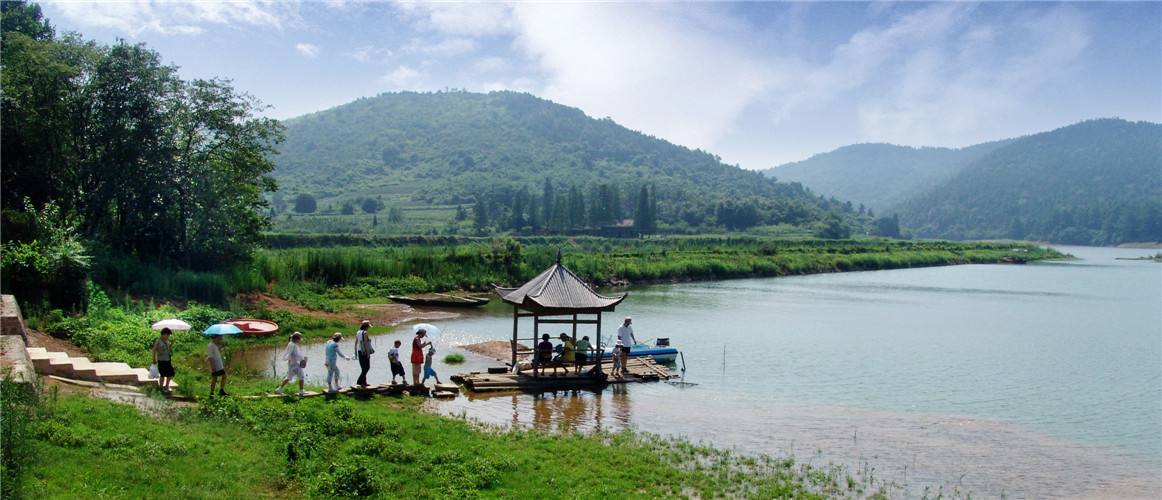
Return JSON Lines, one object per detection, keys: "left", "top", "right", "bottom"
{"left": 765, "top": 140, "right": 1011, "bottom": 213}
{"left": 764, "top": 118, "right": 1161, "bottom": 245}
{"left": 274, "top": 91, "right": 849, "bottom": 233}
{"left": 896, "top": 119, "right": 1161, "bottom": 245}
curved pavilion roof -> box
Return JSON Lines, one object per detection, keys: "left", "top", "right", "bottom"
{"left": 496, "top": 261, "right": 626, "bottom": 314}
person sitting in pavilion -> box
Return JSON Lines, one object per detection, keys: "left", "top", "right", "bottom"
{"left": 534, "top": 333, "right": 556, "bottom": 377}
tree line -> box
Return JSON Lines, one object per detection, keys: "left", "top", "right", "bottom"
{"left": 0, "top": 2, "right": 282, "bottom": 308}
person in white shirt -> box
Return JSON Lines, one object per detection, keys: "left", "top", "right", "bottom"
{"left": 388, "top": 340, "right": 407, "bottom": 384}
{"left": 324, "top": 332, "right": 353, "bottom": 393}
{"left": 617, "top": 316, "right": 636, "bottom": 375}
{"left": 275, "top": 332, "right": 307, "bottom": 396}
{"left": 207, "top": 335, "right": 228, "bottom": 397}
{"left": 354, "top": 320, "right": 374, "bottom": 387}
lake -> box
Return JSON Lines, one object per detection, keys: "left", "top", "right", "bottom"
{"left": 246, "top": 245, "right": 1161, "bottom": 497}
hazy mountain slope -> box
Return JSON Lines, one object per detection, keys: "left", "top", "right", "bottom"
{"left": 274, "top": 91, "right": 840, "bottom": 231}
{"left": 763, "top": 141, "right": 1009, "bottom": 213}
{"left": 895, "top": 119, "right": 1162, "bottom": 245}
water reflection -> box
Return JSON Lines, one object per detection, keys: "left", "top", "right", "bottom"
{"left": 457, "top": 386, "right": 633, "bottom": 434}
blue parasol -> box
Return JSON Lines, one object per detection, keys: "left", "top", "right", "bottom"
{"left": 203, "top": 323, "right": 243, "bottom": 336}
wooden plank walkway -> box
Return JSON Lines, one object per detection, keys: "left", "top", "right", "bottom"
{"left": 452, "top": 358, "right": 673, "bottom": 393}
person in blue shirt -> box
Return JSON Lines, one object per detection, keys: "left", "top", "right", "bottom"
{"left": 325, "top": 332, "right": 353, "bottom": 393}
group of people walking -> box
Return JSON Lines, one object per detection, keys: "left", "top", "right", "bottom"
{"left": 154, "top": 316, "right": 639, "bottom": 397}
{"left": 274, "top": 320, "right": 441, "bottom": 395}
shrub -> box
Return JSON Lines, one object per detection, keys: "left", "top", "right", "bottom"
{"left": 1, "top": 379, "right": 38, "bottom": 498}
{"left": 308, "top": 457, "right": 379, "bottom": 498}
{"left": 443, "top": 354, "right": 465, "bottom": 364}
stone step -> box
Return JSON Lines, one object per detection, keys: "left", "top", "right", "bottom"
{"left": 47, "top": 356, "right": 90, "bottom": 377}
{"left": 75, "top": 362, "right": 132, "bottom": 382}
{"left": 26, "top": 349, "right": 69, "bottom": 375}
{"left": 23, "top": 348, "right": 176, "bottom": 388}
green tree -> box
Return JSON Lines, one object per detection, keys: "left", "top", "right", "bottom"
{"left": 360, "top": 198, "right": 381, "bottom": 213}
{"left": 873, "top": 214, "right": 902, "bottom": 238}
{"left": 294, "top": 194, "right": 317, "bottom": 213}
{"left": 634, "top": 185, "right": 656, "bottom": 234}
{"left": 541, "top": 178, "right": 555, "bottom": 228}
{"left": 473, "top": 199, "right": 489, "bottom": 232}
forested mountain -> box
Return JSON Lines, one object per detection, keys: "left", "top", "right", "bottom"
{"left": 763, "top": 141, "right": 1009, "bottom": 212}
{"left": 274, "top": 91, "right": 855, "bottom": 233}
{"left": 896, "top": 119, "right": 1161, "bottom": 245}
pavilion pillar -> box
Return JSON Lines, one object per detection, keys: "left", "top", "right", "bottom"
{"left": 595, "top": 311, "right": 603, "bottom": 375}
{"left": 511, "top": 305, "right": 519, "bottom": 370}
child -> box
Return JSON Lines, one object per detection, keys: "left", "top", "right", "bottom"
{"left": 422, "top": 346, "right": 441, "bottom": 385}
{"left": 612, "top": 338, "right": 623, "bottom": 378}
{"left": 388, "top": 340, "right": 407, "bottom": 384}
{"left": 207, "top": 335, "right": 228, "bottom": 396}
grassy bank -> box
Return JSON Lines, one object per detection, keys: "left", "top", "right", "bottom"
{"left": 255, "top": 237, "right": 1064, "bottom": 310}
{"left": 2, "top": 379, "right": 891, "bottom": 499}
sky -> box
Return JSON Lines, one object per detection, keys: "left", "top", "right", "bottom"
{"left": 39, "top": 1, "right": 1162, "bottom": 169}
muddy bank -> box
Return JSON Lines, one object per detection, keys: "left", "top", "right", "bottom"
{"left": 461, "top": 340, "right": 529, "bottom": 362}
{"left": 243, "top": 293, "right": 459, "bottom": 326}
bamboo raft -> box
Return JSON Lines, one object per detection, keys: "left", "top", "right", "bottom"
{"left": 452, "top": 358, "right": 673, "bottom": 393}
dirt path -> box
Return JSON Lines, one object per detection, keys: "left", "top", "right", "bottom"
{"left": 25, "top": 328, "right": 87, "bottom": 357}
{"left": 242, "top": 292, "right": 460, "bottom": 327}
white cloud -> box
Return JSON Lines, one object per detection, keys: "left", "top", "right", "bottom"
{"left": 295, "top": 42, "right": 320, "bottom": 58}
{"left": 403, "top": 37, "right": 478, "bottom": 58}
{"left": 508, "top": 4, "right": 776, "bottom": 151}
{"left": 391, "top": 2, "right": 1100, "bottom": 166}
{"left": 848, "top": 5, "right": 1091, "bottom": 146}
{"left": 479, "top": 77, "right": 538, "bottom": 93}
{"left": 350, "top": 45, "right": 394, "bottom": 64}
{"left": 393, "top": 1, "right": 513, "bottom": 36}
{"left": 383, "top": 65, "right": 422, "bottom": 88}
{"left": 44, "top": 0, "right": 297, "bottom": 36}
{"left": 472, "top": 56, "right": 510, "bottom": 74}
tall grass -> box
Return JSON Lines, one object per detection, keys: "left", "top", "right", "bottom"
{"left": 91, "top": 253, "right": 265, "bottom": 306}
{"left": 254, "top": 237, "right": 1062, "bottom": 303}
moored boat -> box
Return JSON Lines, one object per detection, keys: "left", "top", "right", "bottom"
{"left": 601, "top": 338, "right": 679, "bottom": 364}
{"left": 388, "top": 294, "right": 490, "bottom": 308}
{"left": 224, "top": 319, "right": 279, "bottom": 337}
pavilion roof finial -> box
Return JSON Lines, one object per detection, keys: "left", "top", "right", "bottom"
{"left": 556, "top": 249, "right": 562, "bottom": 265}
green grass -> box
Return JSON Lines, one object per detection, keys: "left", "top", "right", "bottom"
{"left": 6, "top": 384, "right": 892, "bottom": 499}
{"left": 443, "top": 353, "right": 465, "bottom": 365}
{"left": 252, "top": 236, "right": 1065, "bottom": 308}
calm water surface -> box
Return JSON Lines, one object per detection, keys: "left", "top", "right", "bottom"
{"left": 249, "top": 245, "right": 1161, "bottom": 497}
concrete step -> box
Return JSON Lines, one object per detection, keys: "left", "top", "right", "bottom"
{"left": 47, "top": 356, "right": 90, "bottom": 377}
{"left": 106, "top": 367, "right": 148, "bottom": 385}
{"left": 76, "top": 362, "right": 132, "bottom": 382}
{"left": 23, "top": 348, "right": 176, "bottom": 388}
{"left": 27, "top": 349, "right": 69, "bottom": 375}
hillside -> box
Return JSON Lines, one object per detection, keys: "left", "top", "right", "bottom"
{"left": 896, "top": 119, "right": 1162, "bottom": 245}
{"left": 273, "top": 91, "right": 847, "bottom": 234}
{"left": 763, "top": 141, "right": 1009, "bottom": 213}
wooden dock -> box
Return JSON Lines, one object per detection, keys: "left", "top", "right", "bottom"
{"left": 452, "top": 358, "right": 673, "bottom": 393}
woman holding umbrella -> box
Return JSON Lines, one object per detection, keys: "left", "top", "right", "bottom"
{"left": 152, "top": 328, "right": 175, "bottom": 392}
{"left": 410, "top": 326, "right": 433, "bottom": 386}
{"left": 150, "top": 319, "right": 190, "bottom": 392}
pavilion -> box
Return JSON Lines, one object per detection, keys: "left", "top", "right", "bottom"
{"left": 495, "top": 255, "right": 626, "bottom": 376}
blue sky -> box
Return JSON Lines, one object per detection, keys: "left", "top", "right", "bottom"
{"left": 40, "top": 1, "right": 1161, "bottom": 168}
